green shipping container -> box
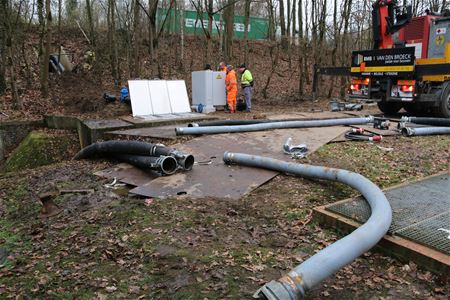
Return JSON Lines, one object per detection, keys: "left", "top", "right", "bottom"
{"left": 156, "top": 8, "right": 269, "bottom": 40}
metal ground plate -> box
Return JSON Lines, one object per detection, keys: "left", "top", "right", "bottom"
{"left": 326, "top": 173, "right": 450, "bottom": 255}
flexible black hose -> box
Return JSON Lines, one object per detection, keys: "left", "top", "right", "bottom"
{"left": 401, "top": 117, "right": 450, "bottom": 127}
{"left": 113, "top": 154, "right": 178, "bottom": 175}
{"left": 73, "top": 140, "right": 195, "bottom": 170}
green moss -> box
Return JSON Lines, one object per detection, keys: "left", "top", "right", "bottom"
{"left": 4, "top": 131, "right": 75, "bottom": 172}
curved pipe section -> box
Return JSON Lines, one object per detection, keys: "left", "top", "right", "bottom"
{"left": 223, "top": 152, "right": 391, "bottom": 300}
{"left": 177, "top": 116, "right": 374, "bottom": 136}
{"left": 114, "top": 154, "right": 177, "bottom": 175}
{"left": 73, "top": 140, "right": 194, "bottom": 170}
{"left": 400, "top": 117, "right": 450, "bottom": 127}
{"left": 401, "top": 126, "right": 450, "bottom": 137}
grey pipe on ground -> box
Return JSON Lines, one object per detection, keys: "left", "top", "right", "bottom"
{"left": 177, "top": 116, "right": 374, "bottom": 135}
{"left": 187, "top": 116, "right": 356, "bottom": 127}
{"left": 400, "top": 116, "right": 450, "bottom": 127}
{"left": 223, "top": 152, "right": 392, "bottom": 300}
{"left": 401, "top": 126, "right": 450, "bottom": 137}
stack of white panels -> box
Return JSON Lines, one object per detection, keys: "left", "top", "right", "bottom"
{"left": 128, "top": 80, "right": 191, "bottom": 117}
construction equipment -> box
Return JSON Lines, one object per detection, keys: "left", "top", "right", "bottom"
{"left": 348, "top": 0, "right": 450, "bottom": 117}
{"left": 314, "top": 1, "right": 450, "bottom": 117}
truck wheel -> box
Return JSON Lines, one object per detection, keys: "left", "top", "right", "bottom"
{"left": 377, "top": 101, "right": 402, "bottom": 115}
{"left": 437, "top": 85, "right": 450, "bottom": 118}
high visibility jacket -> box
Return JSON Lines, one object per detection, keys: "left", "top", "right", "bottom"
{"left": 225, "top": 70, "right": 237, "bottom": 91}
{"left": 241, "top": 69, "right": 253, "bottom": 86}
{"left": 220, "top": 66, "right": 228, "bottom": 73}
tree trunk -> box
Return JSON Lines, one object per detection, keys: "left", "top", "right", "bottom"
{"left": 86, "top": 0, "right": 96, "bottom": 47}
{"left": 223, "top": 0, "right": 235, "bottom": 61}
{"left": 108, "top": 0, "right": 120, "bottom": 86}
{"left": 298, "top": 0, "right": 303, "bottom": 98}
{"left": 206, "top": 0, "right": 213, "bottom": 63}
{"left": 292, "top": 0, "right": 296, "bottom": 44}
{"left": 267, "top": 0, "right": 276, "bottom": 41}
{"left": 340, "top": 0, "right": 352, "bottom": 96}
{"left": 0, "top": 3, "right": 6, "bottom": 95}
{"left": 132, "top": 0, "right": 141, "bottom": 78}
{"left": 2, "top": 0, "right": 21, "bottom": 107}
{"left": 38, "top": 0, "right": 49, "bottom": 97}
{"left": 243, "top": 0, "right": 251, "bottom": 64}
{"left": 279, "top": 0, "right": 288, "bottom": 49}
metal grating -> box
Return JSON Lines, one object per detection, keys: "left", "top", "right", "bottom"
{"left": 326, "top": 173, "right": 450, "bottom": 252}
{"left": 395, "top": 212, "right": 450, "bottom": 255}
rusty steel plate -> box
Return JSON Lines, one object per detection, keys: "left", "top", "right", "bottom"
{"left": 94, "top": 163, "right": 159, "bottom": 186}
{"left": 129, "top": 126, "right": 348, "bottom": 199}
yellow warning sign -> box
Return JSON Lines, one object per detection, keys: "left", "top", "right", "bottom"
{"left": 436, "top": 35, "right": 445, "bottom": 45}
{"left": 216, "top": 75, "right": 222, "bottom": 79}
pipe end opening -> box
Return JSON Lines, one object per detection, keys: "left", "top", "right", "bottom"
{"left": 401, "top": 127, "right": 412, "bottom": 137}
{"left": 181, "top": 155, "right": 195, "bottom": 171}
{"left": 161, "top": 156, "right": 178, "bottom": 175}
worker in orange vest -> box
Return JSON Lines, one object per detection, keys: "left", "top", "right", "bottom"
{"left": 219, "top": 62, "right": 228, "bottom": 73}
{"left": 225, "top": 65, "right": 237, "bottom": 113}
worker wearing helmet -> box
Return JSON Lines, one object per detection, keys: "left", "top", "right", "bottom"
{"left": 238, "top": 64, "right": 253, "bottom": 112}
{"left": 219, "top": 62, "right": 228, "bottom": 73}
{"left": 225, "top": 65, "right": 237, "bottom": 113}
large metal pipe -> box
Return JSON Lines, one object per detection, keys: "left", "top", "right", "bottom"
{"left": 223, "top": 152, "right": 392, "bottom": 300}
{"left": 73, "top": 140, "right": 194, "bottom": 170}
{"left": 187, "top": 117, "right": 355, "bottom": 127}
{"left": 177, "top": 116, "right": 374, "bottom": 135}
{"left": 401, "top": 126, "right": 450, "bottom": 137}
{"left": 113, "top": 154, "right": 178, "bottom": 175}
{"left": 400, "top": 116, "right": 450, "bottom": 127}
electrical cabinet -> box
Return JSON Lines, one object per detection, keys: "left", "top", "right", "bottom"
{"left": 191, "top": 71, "right": 226, "bottom": 112}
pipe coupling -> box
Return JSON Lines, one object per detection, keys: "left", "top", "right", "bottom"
{"left": 366, "top": 115, "right": 375, "bottom": 123}
{"left": 253, "top": 273, "right": 306, "bottom": 300}
{"left": 175, "top": 127, "right": 184, "bottom": 135}
{"left": 400, "top": 116, "right": 411, "bottom": 123}
{"left": 223, "top": 151, "right": 235, "bottom": 164}
{"left": 401, "top": 127, "right": 414, "bottom": 136}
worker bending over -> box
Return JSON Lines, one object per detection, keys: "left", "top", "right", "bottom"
{"left": 238, "top": 64, "right": 253, "bottom": 112}
{"left": 225, "top": 65, "right": 237, "bottom": 113}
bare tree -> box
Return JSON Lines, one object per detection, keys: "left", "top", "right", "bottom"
{"left": 279, "top": 0, "right": 288, "bottom": 48}
{"left": 132, "top": 0, "right": 141, "bottom": 77}
{"left": 243, "top": 0, "right": 251, "bottom": 64}
{"left": 0, "top": 0, "right": 7, "bottom": 95}
{"left": 223, "top": 0, "right": 235, "bottom": 61}
{"left": 107, "top": 0, "right": 120, "bottom": 85}
{"left": 86, "top": 0, "right": 96, "bottom": 46}
{"left": 1, "top": 0, "right": 20, "bottom": 107}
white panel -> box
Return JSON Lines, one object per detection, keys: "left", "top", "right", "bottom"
{"left": 128, "top": 80, "right": 153, "bottom": 116}
{"left": 211, "top": 71, "right": 226, "bottom": 106}
{"left": 148, "top": 80, "right": 172, "bottom": 114}
{"left": 166, "top": 80, "right": 191, "bottom": 113}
